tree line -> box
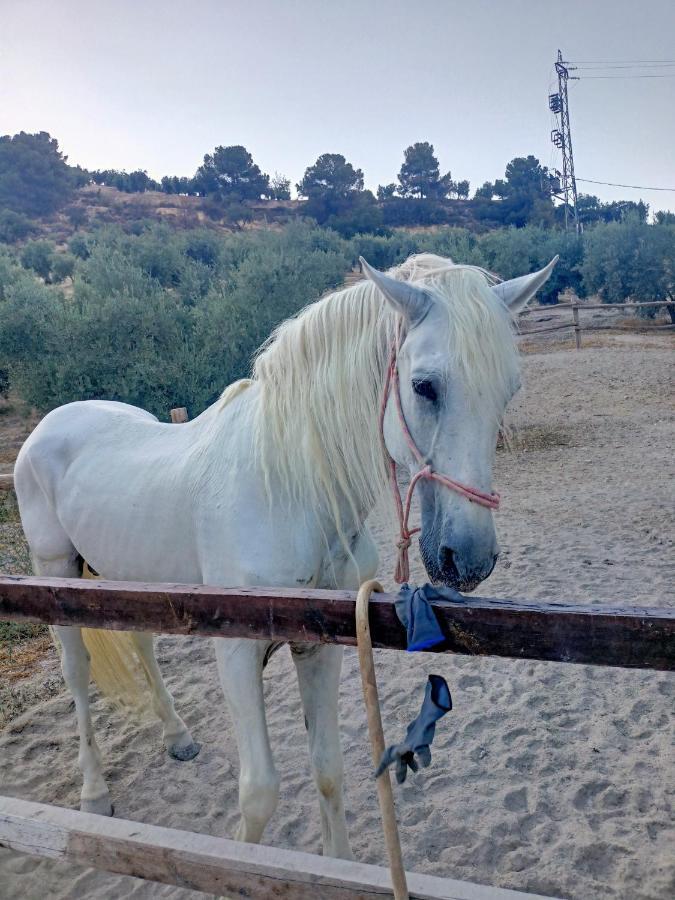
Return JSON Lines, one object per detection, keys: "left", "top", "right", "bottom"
{"left": 0, "top": 131, "right": 656, "bottom": 238}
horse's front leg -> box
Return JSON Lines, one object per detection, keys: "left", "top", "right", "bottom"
{"left": 291, "top": 643, "right": 354, "bottom": 859}
{"left": 214, "top": 637, "right": 279, "bottom": 844}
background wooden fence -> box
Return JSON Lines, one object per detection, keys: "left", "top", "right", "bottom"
{"left": 519, "top": 299, "right": 675, "bottom": 349}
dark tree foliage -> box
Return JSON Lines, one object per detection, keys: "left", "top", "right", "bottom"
{"left": 297, "top": 154, "right": 364, "bottom": 204}
{"left": 51, "top": 253, "right": 76, "bottom": 283}
{"left": 20, "top": 240, "right": 55, "bottom": 281}
{"left": 296, "top": 154, "right": 384, "bottom": 236}
{"left": 474, "top": 156, "right": 556, "bottom": 227}
{"left": 377, "top": 183, "right": 397, "bottom": 201}
{"left": 454, "top": 180, "right": 470, "bottom": 200}
{"left": 269, "top": 173, "right": 291, "bottom": 200}
{"left": 474, "top": 182, "right": 496, "bottom": 200}
{"left": 69, "top": 233, "right": 91, "bottom": 260}
{"left": 0, "top": 209, "right": 34, "bottom": 244}
{"left": 0, "top": 132, "right": 76, "bottom": 216}
{"left": 398, "top": 142, "right": 446, "bottom": 199}
{"left": 90, "top": 169, "right": 161, "bottom": 193}
{"left": 577, "top": 194, "right": 649, "bottom": 226}
{"left": 195, "top": 146, "right": 269, "bottom": 201}
{"left": 160, "top": 175, "right": 198, "bottom": 195}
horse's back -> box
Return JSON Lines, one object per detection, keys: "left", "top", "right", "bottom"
{"left": 14, "top": 399, "right": 202, "bottom": 574}
{"left": 15, "top": 399, "right": 159, "bottom": 499}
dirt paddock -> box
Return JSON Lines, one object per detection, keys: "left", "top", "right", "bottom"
{"left": 0, "top": 332, "right": 673, "bottom": 899}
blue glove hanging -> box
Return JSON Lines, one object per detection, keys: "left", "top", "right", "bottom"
{"left": 375, "top": 674, "right": 452, "bottom": 784}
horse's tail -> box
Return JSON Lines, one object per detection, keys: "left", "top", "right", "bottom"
{"left": 81, "top": 628, "right": 151, "bottom": 713}
{"left": 52, "top": 563, "right": 153, "bottom": 714}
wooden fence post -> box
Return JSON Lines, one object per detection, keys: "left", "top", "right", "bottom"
{"left": 170, "top": 407, "right": 188, "bottom": 423}
{"left": 572, "top": 306, "right": 581, "bottom": 350}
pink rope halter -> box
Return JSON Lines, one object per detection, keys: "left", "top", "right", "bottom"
{"left": 380, "top": 323, "right": 500, "bottom": 583}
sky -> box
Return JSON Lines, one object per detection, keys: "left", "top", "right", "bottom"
{"left": 2, "top": 0, "right": 675, "bottom": 214}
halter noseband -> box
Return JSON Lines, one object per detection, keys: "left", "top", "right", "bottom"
{"left": 379, "top": 323, "right": 500, "bottom": 583}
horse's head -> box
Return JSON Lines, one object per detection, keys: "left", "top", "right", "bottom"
{"left": 361, "top": 255, "right": 557, "bottom": 592}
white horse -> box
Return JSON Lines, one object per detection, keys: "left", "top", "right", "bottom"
{"left": 15, "top": 253, "right": 556, "bottom": 858}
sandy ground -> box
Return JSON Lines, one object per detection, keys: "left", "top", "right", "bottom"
{"left": 0, "top": 335, "right": 673, "bottom": 900}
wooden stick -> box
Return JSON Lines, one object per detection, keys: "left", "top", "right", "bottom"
{"left": 0, "top": 796, "right": 553, "bottom": 900}
{"left": 572, "top": 306, "right": 581, "bottom": 349}
{"left": 356, "top": 580, "right": 409, "bottom": 900}
{"left": 0, "top": 575, "right": 673, "bottom": 670}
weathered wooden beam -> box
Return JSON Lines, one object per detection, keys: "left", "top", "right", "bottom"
{"left": 519, "top": 322, "right": 573, "bottom": 336}
{"left": 0, "top": 796, "right": 554, "bottom": 900}
{"left": 0, "top": 575, "right": 672, "bottom": 670}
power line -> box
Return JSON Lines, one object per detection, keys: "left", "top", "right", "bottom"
{"left": 577, "top": 178, "right": 675, "bottom": 192}
{"left": 574, "top": 63, "right": 675, "bottom": 70}
{"left": 565, "top": 58, "right": 675, "bottom": 64}
{"left": 577, "top": 73, "right": 675, "bottom": 79}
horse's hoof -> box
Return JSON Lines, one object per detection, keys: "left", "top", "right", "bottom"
{"left": 168, "top": 740, "right": 201, "bottom": 761}
{"left": 81, "top": 796, "right": 114, "bottom": 816}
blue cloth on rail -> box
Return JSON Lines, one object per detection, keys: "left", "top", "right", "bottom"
{"left": 395, "top": 582, "right": 460, "bottom": 652}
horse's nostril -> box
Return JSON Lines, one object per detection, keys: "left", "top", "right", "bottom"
{"left": 439, "top": 545, "right": 458, "bottom": 576}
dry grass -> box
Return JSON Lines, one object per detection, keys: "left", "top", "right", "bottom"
{"left": 0, "top": 397, "right": 40, "bottom": 468}
{"left": 0, "top": 628, "right": 53, "bottom": 683}
{"left": 0, "top": 436, "right": 52, "bottom": 716}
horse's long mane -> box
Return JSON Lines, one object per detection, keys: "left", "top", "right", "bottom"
{"left": 250, "top": 253, "right": 519, "bottom": 537}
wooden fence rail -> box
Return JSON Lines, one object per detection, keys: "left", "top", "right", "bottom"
{"left": 1, "top": 575, "right": 673, "bottom": 670}
{"left": 519, "top": 299, "right": 675, "bottom": 348}
{"left": 0, "top": 797, "right": 551, "bottom": 900}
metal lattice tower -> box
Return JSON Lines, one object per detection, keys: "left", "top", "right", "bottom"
{"left": 549, "top": 50, "right": 580, "bottom": 231}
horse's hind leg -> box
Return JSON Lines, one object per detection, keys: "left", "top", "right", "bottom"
{"left": 33, "top": 553, "right": 113, "bottom": 816}
{"left": 131, "top": 633, "right": 201, "bottom": 761}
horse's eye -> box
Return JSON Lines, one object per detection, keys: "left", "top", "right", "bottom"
{"left": 412, "top": 379, "right": 437, "bottom": 402}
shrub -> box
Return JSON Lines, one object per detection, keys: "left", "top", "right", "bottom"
{"left": 20, "top": 240, "right": 55, "bottom": 281}
{"left": 581, "top": 217, "right": 675, "bottom": 307}
{"left": 0, "top": 209, "right": 34, "bottom": 243}
{"left": 51, "top": 253, "right": 76, "bottom": 283}
{"left": 0, "top": 221, "right": 351, "bottom": 417}
{"left": 69, "top": 232, "right": 91, "bottom": 259}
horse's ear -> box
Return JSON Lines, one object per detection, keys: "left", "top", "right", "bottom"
{"left": 491, "top": 256, "right": 559, "bottom": 314}
{"left": 359, "top": 257, "right": 432, "bottom": 326}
